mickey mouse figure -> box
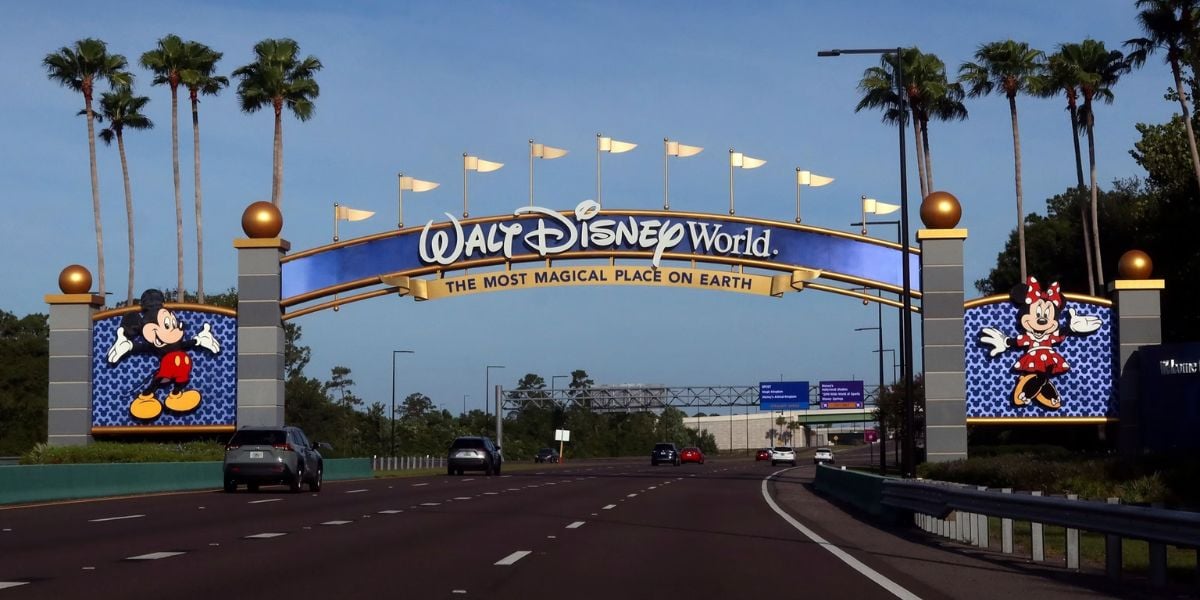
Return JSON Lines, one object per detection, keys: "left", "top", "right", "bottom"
{"left": 106, "top": 289, "right": 221, "bottom": 420}
{"left": 978, "top": 277, "right": 1101, "bottom": 410}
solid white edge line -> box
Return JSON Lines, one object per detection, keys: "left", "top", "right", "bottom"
{"left": 760, "top": 469, "right": 922, "bottom": 600}
{"left": 88, "top": 514, "right": 145, "bottom": 522}
{"left": 0, "top": 582, "right": 30, "bottom": 590}
{"left": 126, "top": 551, "right": 185, "bottom": 560}
{"left": 345, "top": 489, "right": 368, "bottom": 494}
{"left": 247, "top": 498, "right": 282, "bottom": 504}
{"left": 494, "top": 550, "right": 532, "bottom": 566}
{"left": 412, "top": 483, "right": 429, "bottom": 487}
{"left": 566, "top": 521, "right": 585, "bottom": 529}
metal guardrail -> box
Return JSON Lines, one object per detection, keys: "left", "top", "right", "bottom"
{"left": 879, "top": 476, "right": 1196, "bottom": 588}
{"left": 372, "top": 456, "right": 447, "bottom": 471}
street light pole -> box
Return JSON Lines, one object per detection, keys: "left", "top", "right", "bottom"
{"left": 463, "top": 394, "right": 469, "bottom": 417}
{"left": 390, "top": 350, "right": 414, "bottom": 457}
{"left": 486, "top": 364, "right": 505, "bottom": 420}
{"left": 822, "top": 46, "right": 915, "bottom": 477}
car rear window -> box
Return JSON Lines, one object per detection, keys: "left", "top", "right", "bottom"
{"left": 451, "top": 438, "right": 485, "bottom": 449}
{"left": 229, "top": 430, "right": 285, "bottom": 445}
{"left": 654, "top": 444, "right": 675, "bottom": 451}
{"left": 773, "top": 446, "right": 793, "bottom": 452}
{"left": 817, "top": 448, "right": 833, "bottom": 452}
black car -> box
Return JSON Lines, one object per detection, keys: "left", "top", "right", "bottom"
{"left": 651, "top": 442, "right": 681, "bottom": 466}
{"left": 223, "top": 426, "right": 326, "bottom": 493}
{"left": 448, "top": 436, "right": 503, "bottom": 476}
{"left": 535, "top": 447, "right": 560, "bottom": 463}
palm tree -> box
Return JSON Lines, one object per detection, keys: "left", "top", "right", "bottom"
{"left": 95, "top": 88, "right": 153, "bottom": 305}
{"left": 140, "top": 34, "right": 190, "bottom": 302}
{"left": 231, "top": 38, "right": 323, "bottom": 208}
{"left": 960, "top": 40, "right": 1044, "bottom": 281}
{"left": 1063, "top": 39, "right": 1129, "bottom": 287}
{"left": 1126, "top": 0, "right": 1200, "bottom": 194}
{"left": 180, "top": 41, "right": 228, "bottom": 304}
{"left": 856, "top": 48, "right": 964, "bottom": 199}
{"left": 1032, "top": 50, "right": 1096, "bottom": 294}
{"left": 42, "top": 39, "right": 131, "bottom": 297}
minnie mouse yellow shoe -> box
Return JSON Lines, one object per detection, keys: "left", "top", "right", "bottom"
{"left": 165, "top": 389, "right": 202, "bottom": 412}
{"left": 1012, "top": 374, "right": 1036, "bottom": 406}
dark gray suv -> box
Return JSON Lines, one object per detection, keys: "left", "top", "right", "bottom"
{"left": 223, "top": 426, "right": 326, "bottom": 493}
{"left": 651, "top": 442, "right": 680, "bottom": 466}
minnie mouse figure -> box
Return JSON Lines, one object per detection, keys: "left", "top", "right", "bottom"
{"left": 105, "top": 289, "right": 221, "bottom": 420}
{"left": 978, "top": 277, "right": 1101, "bottom": 410}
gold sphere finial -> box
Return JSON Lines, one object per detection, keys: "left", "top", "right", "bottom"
{"left": 58, "top": 264, "right": 92, "bottom": 294}
{"left": 1118, "top": 250, "right": 1153, "bottom": 280}
{"left": 920, "top": 191, "right": 962, "bottom": 229}
{"left": 241, "top": 201, "right": 283, "bottom": 238}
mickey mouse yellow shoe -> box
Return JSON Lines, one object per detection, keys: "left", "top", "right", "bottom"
{"left": 165, "top": 389, "right": 202, "bottom": 412}
{"left": 130, "top": 394, "right": 163, "bottom": 420}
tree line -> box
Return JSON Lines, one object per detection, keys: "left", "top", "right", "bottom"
{"left": 44, "top": 36, "right": 321, "bottom": 305}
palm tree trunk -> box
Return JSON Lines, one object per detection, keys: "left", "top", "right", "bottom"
{"left": 192, "top": 95, "right": 205, "bottom": 304}
{"left": 117, "top": 130, "right": 135, "bottom": 306}
{"left": 1171, "top": 58, "right": 1200, "bottom": 195}
{"left": 921, "top": 118, "right": 934, "bottom": 191}
{"left": 911, "top": 107, "right": 928, "bottom": 199}
{"left": 171, "top": 84, "right": 183, "bottom": 302}
{"left": 84, "top": 98, "right": 106, "bottom": 296}
{"left": 1087, "top": 114, "right": 1104, "bottom": 287}
{"left": 1009, "top": 94, "right": 1027, "bottom": 281}
{"left": 1068, "top": 103, "right": 1094, "bottom": 295}
{"left": 272, "top": 100, "right": 283, "bottom": 207}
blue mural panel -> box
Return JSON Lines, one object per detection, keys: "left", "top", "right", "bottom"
{"left": 282, "top": 207, "right": 920, "bottom": 300}
{"left": 964, "top": 299, "right": 1114, "bottom": 419}
{"left": 92, "top": 309, "right": 237, "bottom": 429}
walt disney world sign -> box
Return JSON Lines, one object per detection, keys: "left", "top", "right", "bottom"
{"left": 279, "top": 200, "right": 922, "bottom": 308}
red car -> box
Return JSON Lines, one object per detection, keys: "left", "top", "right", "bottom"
{"left": 755, "top": 448, "right": 771, "bottom": 462}
{"left": 680, "top": 447, "right": 705, "bottom": 464}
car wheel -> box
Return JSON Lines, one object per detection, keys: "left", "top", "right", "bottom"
{"left": 223, "top": 479, "right": 237, "bottom": 493}
{"left": 289, "top": 465, "right": 304, "bottom": 493}
{"left": 495, "top": 462, "right": 502, "bottom": 475}
{"left": 447, "top": 466, "right": 455, "bottom": 476}
{"left": 308, "top": 466, "right": 323, "bottom": 492}
{"left": 771, "top": 461, "right": 777, "bottom": 467}
{"left": 484, "top": 461, "right": 493, "bottom": 476}
{"left": 651, "top": 461, "right": 657, "bottom": 466}
{"left": 791, "top": 461, "right": 797, "bottom": 467}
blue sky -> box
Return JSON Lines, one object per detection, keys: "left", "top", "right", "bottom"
{"left": 1, "top": 1, "right": 1176, "bottom": 416}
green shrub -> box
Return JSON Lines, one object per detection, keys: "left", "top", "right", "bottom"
{"left": 21, "top": 441, "right": 224, "bottom": 464}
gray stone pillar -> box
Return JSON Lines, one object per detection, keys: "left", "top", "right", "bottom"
{"left": 46, "top": 292, "right": 104, "bottom": 446}
{"left": 1110, "top": 278, "right": 1164, "bottom": 458}
{"left": 235, "top": 238, "right": 290, "bottom": 427}
{"left": 918, "top": 228, "right": 968, "bottom": 463}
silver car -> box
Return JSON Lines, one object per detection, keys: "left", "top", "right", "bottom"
{"left": 223, "top": 426, "right": 326, "bottom": 493}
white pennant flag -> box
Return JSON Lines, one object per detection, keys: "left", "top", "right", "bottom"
{"left": 399, "top": 176, "right": 439, "bottom": 192}
{"left": 531, "top": 142, "right": 569, "bottom": 159}
{"left": 335, "top": 205, "right": 374, "bottom": 221}
{"left": 665, "top": 140, "right": 703, "bottom": 157}
{"left": 464, "top": 155, "right": 504, "bottom": 172}
{"left": 863, "top": 197, "right": 900, "bottom": 215}
{"left": 598, "top": 136, "right": 637, "bottom": 153}
{"left": 797, "top": 170, "right": 834, "bottom": 187}
{"left": 730, "top": 152, "right": 766, "bottom": 169}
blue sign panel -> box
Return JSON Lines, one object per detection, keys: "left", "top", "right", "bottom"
{"left": 760, "top": 381, "right": 810, "bottom": 411}
{"left": 281, "top": 204, "right": 920, "bottom": 301}
{"left": 820, "top": 380, "right": 864, "bottom": 409}
{"left": 964, "top": 298, "right": 1114, "bottom": 420}
{"left": 1138, "top": 343, "right": 1200, "bottom": 451}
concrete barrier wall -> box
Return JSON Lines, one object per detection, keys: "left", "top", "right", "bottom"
{"left": 0, "top": 458, "right": 372, "bottom": 505}
{"left": 812, "top": 463, "right": 904, "bottom": 524}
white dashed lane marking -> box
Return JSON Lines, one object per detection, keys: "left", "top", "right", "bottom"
{"left": 627, "top": 493, "right": 638, "bottom": 498}
{"left": 0, "top": 583, "right": 30, "bottom": 590}
{"left": 378, "top": 510, "right": 403, "bottom": 514}
{"left": 602, "top": 504, "right": 616, "bottom": 510}
{"left": 88, "top": 514, "right": 145, "bottom": 522}
{"left": 495, "top": 550, "right": 532, "bottom": 566}
{"left": 126, "top": 551, "right": 185, "bottom": 560}
{"left": 484, "top": 492, "right": 498, "bottom": 495}
{"left": 412, "top": 483, "right": 429, "bottom": 487}
{"left": 245, "top": 532, "right": 287, "bottom": 539}
{"left": 248, "top": 499, "right": 282, "bottom": 504}
{"left": 321, "top": 520, "right": 352, "bottom": 526}
{"left": 421, "top": 502, "right": 440, "bottom": 507}
{"left": 346, "top": 489, "right": 368, "bottom": 494}
{"left": 566, "top": 521, "right": 585, "bottom": 529}
{"left": 454, "top": 496, "right": 472, "bottom": 501}
{"left": 463, "top": 478, "right": 475, "bottom": 482}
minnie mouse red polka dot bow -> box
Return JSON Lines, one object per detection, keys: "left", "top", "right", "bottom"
{"left": 1024, "top": 276, "right": 1062, "bottom": 307}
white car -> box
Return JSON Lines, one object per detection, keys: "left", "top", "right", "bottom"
{"left": 770, "top": 446, "right": 796, "bottom": 467}
{"left": 813, "top": 447, "right": 835, "bottom": 464}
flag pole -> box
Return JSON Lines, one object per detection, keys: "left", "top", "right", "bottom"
{"left": 861, "top": 195, "right": 868, "bottom": 235}
{"left": 728, "top": 149, "right": 735, "bottom": 216}
{"left": 596, "top": 133, "right": 603, "bottom": 208}
{"left": 397, "top": 173, "right": 404, "bottom": 229}
{"left": 529, "top": 139, "right": 535, "bottom": 207}
{"left": 463, "top": 153, "right": 469, "bottom": 218}
{"left": 333, "top": 202, "right": 340, "bottom": 242}
{"left": 664, "top": 138, "right": 670, "bottom": 211}
{"left": 795, "top": 168, "right": 802, "bottom": 224}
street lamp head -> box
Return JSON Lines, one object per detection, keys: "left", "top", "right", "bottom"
{"left": 854, "top": 327, "right": 880, "bottom": 332}
{"left": 817, "top": 50, "right": 842, "bottom": 57}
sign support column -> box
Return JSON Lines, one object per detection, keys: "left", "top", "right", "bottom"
{"left": 45, "top": 266, "right": 104, "bottom": 446}
{"left": 235, "top": 202, "right": 289, "bottom": 427}
{"left": 1109, "top": 251, "right": 1164, "bottom": 458}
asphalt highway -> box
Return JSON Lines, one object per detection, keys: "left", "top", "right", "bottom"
{"left": 0, "top": 452, "right": 1112, "bottom": 599}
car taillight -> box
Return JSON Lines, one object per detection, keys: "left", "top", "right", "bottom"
{"left": 273, "top": 443, "right": 293, "bottom": 452}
